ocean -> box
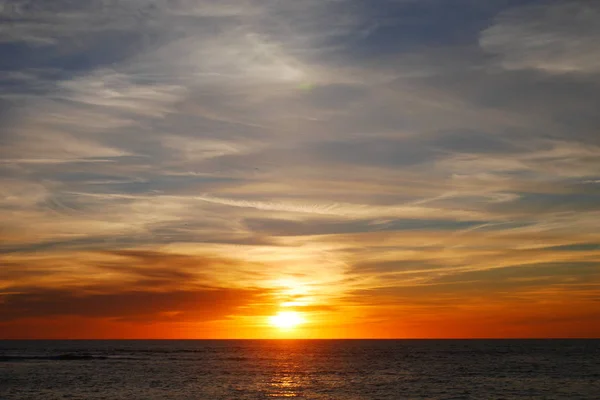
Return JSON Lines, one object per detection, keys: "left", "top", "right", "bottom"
{"left": 1, "top": 339, "right": 599, "bottom": 399}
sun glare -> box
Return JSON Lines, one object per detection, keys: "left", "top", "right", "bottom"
{"left": 268, "top": 311, "right": 305, "bottom": 330}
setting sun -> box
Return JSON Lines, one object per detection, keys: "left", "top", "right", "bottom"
{"left": 268, "top": 311, "right": 305, "bottom": 330}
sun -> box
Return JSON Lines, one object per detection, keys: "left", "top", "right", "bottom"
{"left": 268, "top": 311, "right": 305, "bottom": 330}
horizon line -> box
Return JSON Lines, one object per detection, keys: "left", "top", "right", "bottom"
{"left": 2, "top": 337, "right": 599, "bottom": 341}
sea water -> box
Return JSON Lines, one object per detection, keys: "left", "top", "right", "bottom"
{"left": 1, "top": 339, "right": 599, "bottom": 399}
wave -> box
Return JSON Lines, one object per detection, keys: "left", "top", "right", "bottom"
{"left": 0, "top": 353, "right": 139, "bottom": 362}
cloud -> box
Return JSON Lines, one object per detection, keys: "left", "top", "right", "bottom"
{"left": 1, "top": 0, "right": 600, "bottom": 337}
{"left": 245, "top": 217, "right": 486, "bottom": 237}
{"left": 193, "top": 194, "right": 488, "bottom": 220}
{"left": 0, "top": 179, "right": 48, "bottom": 207}
{"left": 0, "top": 287, "right": 267, "bottom": 323}
{"left": 481, "top": 2, "right": 600, "bottom": 74}
{"left": 0, "top": 0, "right": 254, "bottom": 46}
{"left": 0, "top": 247, "right": 270, "bottom": 290}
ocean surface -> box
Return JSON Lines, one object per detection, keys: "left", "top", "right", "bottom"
{"left": 1, "top": 339, "right": 599, "bottom": 399}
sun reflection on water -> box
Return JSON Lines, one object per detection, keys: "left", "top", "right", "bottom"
{"left": 267, "top": 373, "right": 303, "bottom": 398}
{"left": 263, "top": 343, "right": 307, "bottom": 399}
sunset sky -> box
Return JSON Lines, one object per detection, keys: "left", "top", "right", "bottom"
{"left": 1, "top": 0, "right": 599, "bottom": 339}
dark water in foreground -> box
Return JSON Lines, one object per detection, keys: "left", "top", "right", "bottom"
{"left": 1, "top": 340, "right": 599, "bottom": 399}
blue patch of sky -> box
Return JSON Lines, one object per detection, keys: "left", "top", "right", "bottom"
{"left": 351, "top": 259, "right": 444, "bottom": 274}
{"left": 323, "top": 0, "right": 546, "bottom": 62}
{"left": 515, "top": 192, "right": 600, "bottom": 212}
{"left": 311, "top": 138, "right": 438, "bottom": 167}
{"left": 437, "top": 261, "right": 600, "bottom": 285}
{"left": 426, "top": 129, "right": 524, "bottom": 154}
{"left": 476, "top": 221, "right": 534, "bottom": 231}
{"left": 245, "top": 218, "right": 487, "bottom": 237}
{"left": 0, "top": 31, "right": 147, "bottom": 72}
{"left": 67, "top": 175, "right": 240, "bottom": 195}
{"left": 0, "top": 235, "right": 147, "bottom": 255}
{"left": 544, "top": 243, "right": 600, "bottom": 252}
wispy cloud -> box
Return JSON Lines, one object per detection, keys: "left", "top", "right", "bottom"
{"left": 481, "top": 1, "right": 600, "bottom": 74}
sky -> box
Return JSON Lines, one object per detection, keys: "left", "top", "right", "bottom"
{"left": 1, "top": 0, "right": 599, "bottom": 339}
